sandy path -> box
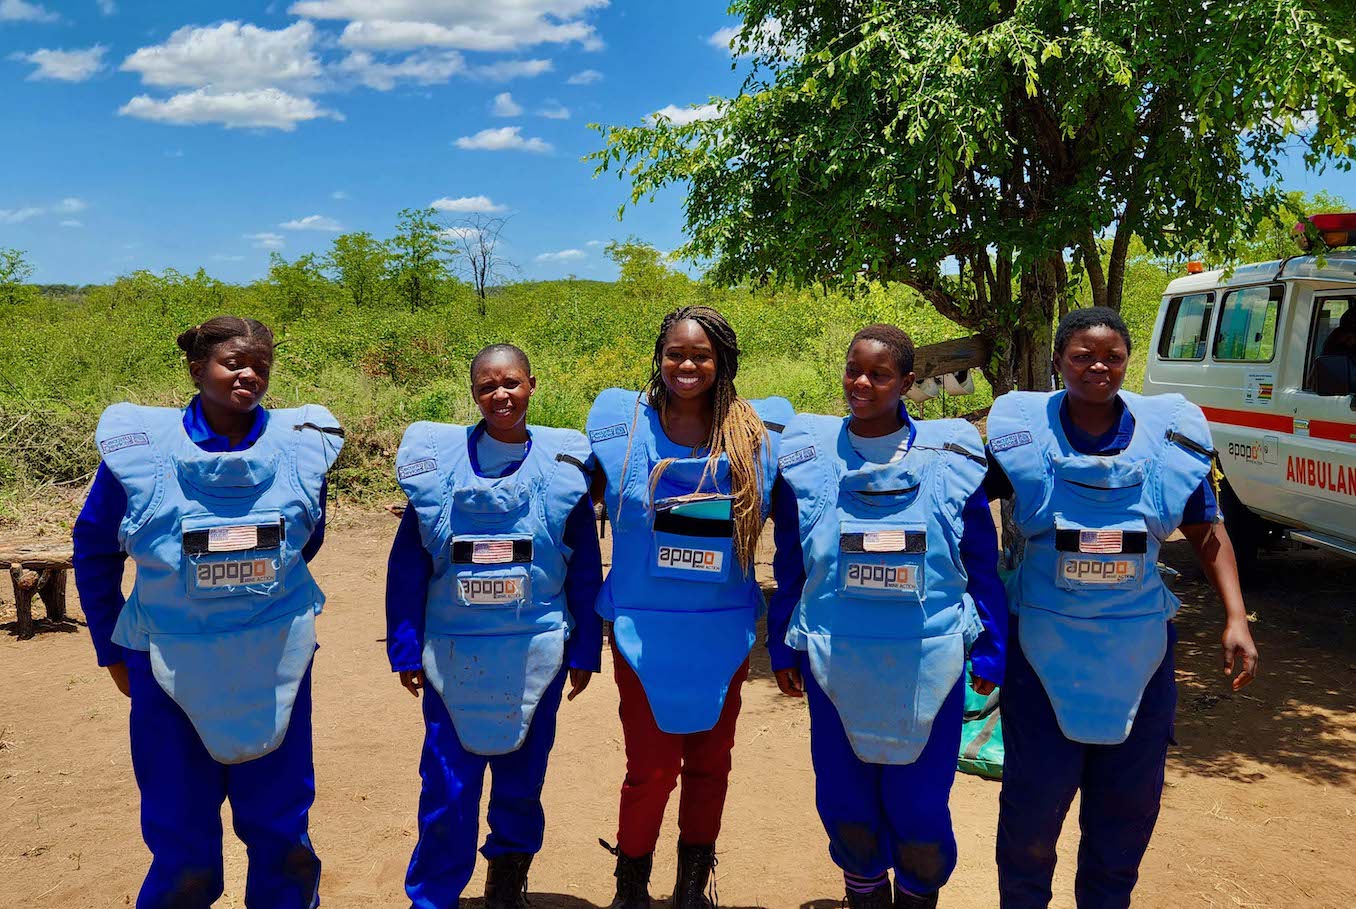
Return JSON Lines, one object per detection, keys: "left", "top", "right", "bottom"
{"left": 3, "top": 512, "right": 1353, "bottom": 908}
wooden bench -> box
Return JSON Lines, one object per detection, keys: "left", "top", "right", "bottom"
{"left": 1, "top": 545, "right": 72, "bottom": 640}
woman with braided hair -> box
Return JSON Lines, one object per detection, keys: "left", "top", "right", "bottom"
{"left": 587, "top": 306, "right": 794, "bottom": 909}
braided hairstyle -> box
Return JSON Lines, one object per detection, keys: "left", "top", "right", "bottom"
{"left": 644, "top": 306, "right": 769, "bottom": 573}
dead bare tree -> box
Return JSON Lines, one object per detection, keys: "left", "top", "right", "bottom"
{"left": 444, "top": 215, "right": 517, "bottom": 316}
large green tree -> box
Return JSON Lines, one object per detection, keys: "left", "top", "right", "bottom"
{"left": 0, "top": 248, "right": 35, "bottom": 306}
{"left": 594, "top": 0, "right": 1356, "bottom": 392}
{"left": 324, "top": 232, "right": 389, "bottom": 308}
{"left": 388, "top": 207, "right": 452, "bottom": 313}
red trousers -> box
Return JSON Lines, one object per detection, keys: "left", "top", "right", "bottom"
{"left": 612, "top": 641, "right": 750, "bottom": 857}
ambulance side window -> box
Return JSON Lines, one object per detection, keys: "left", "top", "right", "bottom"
{"left": 1157, "top": 292, "right": 1215, "bottom": 360}
{"left": 1213, "top": 284, "right": 1284, "bottom": 362}
{"left": 1304, "top": 295, "right": 1355, "bottom": 392}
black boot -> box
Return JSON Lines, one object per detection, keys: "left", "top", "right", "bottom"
{"left": 670, "top": 841, "right": 718, "bottom": 909}
{"left": 845, "top": 882, "right": 894, "bottom": 909}
{"left": 893, "top": 885, "right": 938, "bottom": 909}
{"left": 484, "top": 852, "right": 533, "bottom": 909}
{"left": 601, "top": 839, "right": 653, "bottom": 909}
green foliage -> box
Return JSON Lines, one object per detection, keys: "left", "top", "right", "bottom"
{"left": 387, "top": 207, "right": 453, "bottom": 312}
{"left": 323, "top": 232, "right": 389, "bottom": 308}
{"left": 592, "top": 0, "right": 1356, "bottom": 391}
{"left": 265, "top": 252, "right": 330, "bottom": 319}
{"left": 0, "top": 248, "right": 36, "bottom": 306}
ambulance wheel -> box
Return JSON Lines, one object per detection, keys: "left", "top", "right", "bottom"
{"left": 1218, "top": 477, "right": 1265, "bottom": 580}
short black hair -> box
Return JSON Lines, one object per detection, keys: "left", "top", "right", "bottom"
{"left": 1054, "top": 306, "right": 1133, "bottom": 355}
{"left": 470, "top": 343, "right": 531, "bottom": 382}
{"left": 176, "top": 316, "right": 274, "bottom": 363}
{"left": 849, "top": 323, "right": 915, "bottom": 375}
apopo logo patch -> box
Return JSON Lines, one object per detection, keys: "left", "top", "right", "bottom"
{"left": 1061, "top": 558, "right": 1138, "bottom": 584}
{"left": 459, "top": 577, "right": 524, "bottom": 605}
{"left": 656, "top": 546, "right": 723, "bottom": 573}
{"left": 194, "top": 558, "right": 277, "bottom": 590}
{"left": 844, "top": 562, "right": 919, "bottom": 592}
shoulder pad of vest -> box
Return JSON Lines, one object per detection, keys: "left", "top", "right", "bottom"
{"left": 278, "top": 405, "right": 345, "bottom": 468}
{"left": 530, "top": 425, "right": 594, "bottom": 475}
{"left": 95, "top": 403, "right": 179, "bottom": 457}
{"left": 586, "top": 388, "right": 642, "bottom": 443}
{"left": 396, "top": 422, "right": 469, "bottom": 484}
{"left": 913, "top": 418, "right": 987, "bottom": 466}
{"left": 1123, "top": 392, "right": 1215, "bottom": 459}
{"left": 777, "top": 413, "right": 839, "bottom": 472}
{"left": 749, "top": 396, "right": 795, "bottom": 434}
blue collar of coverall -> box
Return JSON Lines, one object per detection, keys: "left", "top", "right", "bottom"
{"left": 183, "top": 394, "right": 269, "bottom": 453}
{"left": 466, "top": 419, "right": 530, "bottom": 478}
{"left": 1057, "top": 392, "right": 1132, "bottom": 456}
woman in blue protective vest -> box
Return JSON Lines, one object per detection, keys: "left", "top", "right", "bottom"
{"left": 72, "top": 316, "right": 343, "bottom": 909}
{"left": 987, "top": 307, "right": 1259, "bottom": 909}
{"left": 386, "top": 343, "right": 603, "bottom": 909}
{"left": 768, "top": 324, "right": 1007, "bottom": 909}
{"left": 587, "top": 305, "right": 793, "bottom": 909}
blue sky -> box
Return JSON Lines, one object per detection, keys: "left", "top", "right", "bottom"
{"left": 1, "top": 2, "right": 1350, "bottom": 285}
{"left": 0, "top": 0, "right": 752, "bottom": 284}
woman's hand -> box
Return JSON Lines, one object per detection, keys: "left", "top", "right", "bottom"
{"left": 399, "top": 669, "right": 425, "bottom": 697}
{"left": 567, "top": 668, "right": 593, "bottom": 701}
{"left": 107, "top": 662, "right": 131, "bottom": 698}
{"left": 1221, "top": 620, "right": 1259, "bottom": 690}
{"left": 970, "top": 675, "right": 997, "bottom": 696}
{"left": 774, "top": 667, "right": 804, "bottom": 698}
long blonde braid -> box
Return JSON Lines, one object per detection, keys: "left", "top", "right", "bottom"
{"left": 645, "top": 306, "right": 769, "bottom": 573}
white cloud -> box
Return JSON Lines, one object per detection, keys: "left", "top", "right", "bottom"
{"left": 55, "top": 197, "right": 86, "bottom": 213}
{"left": 245, "top": 231, "right": 285, "bottom": 248}
{"left": 469, "top": 58, "right": 551, "bottom": 81}
{"left": 119, "top": 88, "right": 341, "bottom": 130}
{"left": 281, "top": 214, "right": 342, "bottom": 231}
{"left": 0, "top": 0, "right": 58, "bottom": 23}
{"left": 12, "top": 45, "right": 107, "bottom": 82}
{"left": 536, "top": 248, "right": 585, "bottom": 263}
{"left": 537, "top": 101, "right": 569, "bottom": 120}
{"left": 491, "top": 91, "right": 522, "bottom": 117}
{"left": 585, "top": 239, "right": 603, "bottom": 247}
{"left": 331, "top": 189, "right": 349, "bottom": 200}
{"left": 431, "top": 195, "right": 506, "bottom": 213}
{"left": 211, "top": 253, "right": 246, "bottom": 261}
{"left": 337, "top": 49, "right": 464, "bottom": 90}
{"left": 290, "top": 1, "right": 608, "bottom": 53}
{"left": 454, "top": 126, "right": 551, "bottom": 153}
{"left": 707, "top": 18, "right": 785, "bottom": 57}
{"left": 440, "top": 226, "right": 480, "bottom": 241}
{"left": 59, "top": 219, "right": 83, "bottom": 228}
{"left": 121, "top": 21, "right": 322, "bottom": 91}
{"left": 565, "top": 68, "right": 601, "bottom": 85}
{"left": 0, "top": 207, "right": 44, "bottom": 224}
{"left": 707, "top": 26, "right": 739, "bottom": 51}
{"left": 647, "top": 102, "right": 721, "bottom": 126}
{"left": 96, "top": 0, "right": 115, "bottom": 14}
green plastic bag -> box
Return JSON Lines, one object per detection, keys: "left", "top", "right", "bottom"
{"left": 957, "top": 661, "right": 1004, "bottom": 780}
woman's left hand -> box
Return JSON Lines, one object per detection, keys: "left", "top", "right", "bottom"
{"left": 970, "top": 675, "right": 997, "bottom": 696}
{"left": 1221, "top": 620, "right": 1259, "bottom": 690}
{"left": 567, "top": 668, "right": 593, "bottom": 701}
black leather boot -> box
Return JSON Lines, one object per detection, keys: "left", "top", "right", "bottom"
{"left": 484, "top": 852, "right": 533, "bottom": 909}
{"left": 670, "top": 841, "right": 718, "bottom": 909}
{"left": 601, "top": 839, "right": 653, "bottom": 909}
{"left": 845, "top": 882, "right": 894, "bottom": 909}
{"left": 893, "top": 885, "right": 938, "bottom": 909}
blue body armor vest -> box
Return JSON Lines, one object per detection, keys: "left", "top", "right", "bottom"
{"left": 95, "top": 402, "right": 343, "bottom": 764}
{"left": 587, "top": 388, "right": 793, "bottom": 734}
{"left": 779, "top": 413, "right": 988, "bottom": 764}
{"left": 988, "top": 390, "right": 1214, "bottom": 744}
{"left": 397, "top": 422, "right": 592, "bottom": 756}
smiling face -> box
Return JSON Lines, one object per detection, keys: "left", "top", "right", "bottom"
{"left": 189, "top": 337, "right": 272, "bottom": 415}
{"left": 844, "top": 339, "right": 915, "bottom": 428}
{"left": 472, "top": 351, "right": 535, "bottom": 439}
{"left": 660, "top": 319, "right": 718, "bottom": 402}
{"left": 1055, "top": 325, "right": 1128, "bottom": 404}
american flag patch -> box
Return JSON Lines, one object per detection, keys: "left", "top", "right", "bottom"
{"left": 863, "top": 530, "right": 908, "bottom": 553}
{"left": 1079, "top": 530, "right": 1124, "bottom": 554}
{"left": 472, "top": 540, "right": 515, "bottom": 564}
{"left": 208, "top": 525, "right": 259, "bottom": 552}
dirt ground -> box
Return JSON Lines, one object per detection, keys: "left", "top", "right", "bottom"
{"left": 3, "top": 510, "right": 1354, "bottom": 909}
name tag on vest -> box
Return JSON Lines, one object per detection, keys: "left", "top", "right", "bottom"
{"left": 193, "top": 557, "right": 278, "bottom": 590}
{"left": 458, "top": 576, "right": 527, "bottom": 605}
{"left": 655, "top": 545, "right": 724, "bottom": 574}
{"left": 843, "top": 562, "right": 921, "bottom": 593}
{"left": 1059, "top": 557, "right": 1139, "bottom": 584}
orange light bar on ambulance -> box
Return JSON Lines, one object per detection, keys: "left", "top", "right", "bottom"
{"left": 1185, "top": 261, "right": 1205, "bottom": 274}
{"left": 1293, "top": 213, "right": 1356, "bottom": 252}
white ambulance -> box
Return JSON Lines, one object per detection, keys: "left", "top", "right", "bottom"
{"left": 1143, "top": 214, "right": 1356, "bottom": 570}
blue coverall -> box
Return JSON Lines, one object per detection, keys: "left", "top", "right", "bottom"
{"left": 385, "top": 437, "right": 603, "bottom": 909}
{"left": 989, "top": 395, "right": 1215, "bottom": 909}
{"left": 766, "top": 412, "right": 1008, "bottom": 897}
{"left": 73, "top": 397, "right": 328, "bottom": 909}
